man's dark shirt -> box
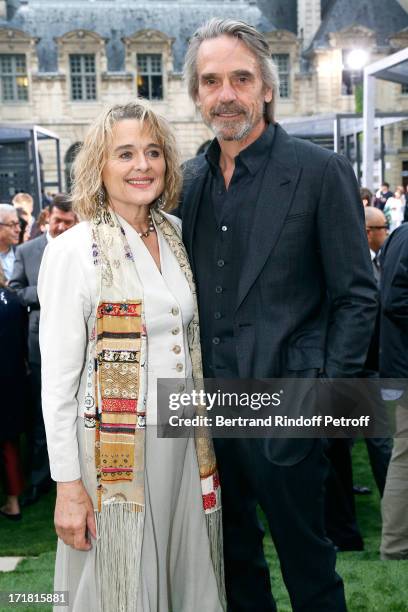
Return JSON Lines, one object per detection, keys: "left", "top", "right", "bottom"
{"left": 193, "top": 123, "right": 275, "bottom": 377}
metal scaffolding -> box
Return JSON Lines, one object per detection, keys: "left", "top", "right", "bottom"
{"left": 363, "top": 47, "right": 408, "bottom": 190}
{"left": 280, "top": 112, "right": 408, "bottom": 184}
{"left": 0, "top": 123, "right": 62, "bottom": 215}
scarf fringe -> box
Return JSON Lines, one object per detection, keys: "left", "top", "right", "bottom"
{"left": 206, "top": 508, "right": 227, "bottom": 610}
{"left": 95, "top": 503, "right": 144, "bottom": 612}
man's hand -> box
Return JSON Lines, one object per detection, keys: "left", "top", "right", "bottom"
{"left": 55, "top": 479, "right": 97, "bottom": 551}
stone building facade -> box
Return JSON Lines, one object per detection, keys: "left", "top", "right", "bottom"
{"left": 0, "top": 0, "right": 408, "bottom": 196}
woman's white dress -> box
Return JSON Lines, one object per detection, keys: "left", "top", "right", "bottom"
{"left": 44, "top": 217, "right": 223, "bottom": 611}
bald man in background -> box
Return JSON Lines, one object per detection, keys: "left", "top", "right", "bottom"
{"left": 362, "top": 206, "right": 392, "bottom": 496}
{"left": 365, "top": 207, "right": 389, "bottom": 285}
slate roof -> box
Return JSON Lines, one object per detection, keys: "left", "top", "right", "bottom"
{"left": 1, "top": 0, "right": 407, "bottom": 71}
{"left": 310, "top": 0, "right": 408, "bottom": 50}
{"left": 255, "top": 0, "right": 297, "bottom": 34}
{"left": 0, "top": 0, "right": 275, "bottom": 72}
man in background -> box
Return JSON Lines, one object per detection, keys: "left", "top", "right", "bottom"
{"left": 0, "top": 204, "right": 20, "bottom": 282}
{"left": 374, "top": 182, "right": 393, "bottom": 211}
{"left": 9, "top": 195, "right": 77, "bottom": 505}
{"left": 379, "top": 222, "right": 408, "bottom": 560}
{"left": 365, "top": 207, "right": 389, "bottom": 285}
{"left": 360, "top": 207, "right": 393, "bottom": 496}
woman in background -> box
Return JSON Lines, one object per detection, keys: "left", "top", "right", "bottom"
{"left": 360, "top": 187, "right": 373, "bottom": 207}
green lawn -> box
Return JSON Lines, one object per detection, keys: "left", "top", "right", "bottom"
{"left": 0, "top": 488, "right": 56, "bottom": 612}
{"left": 263, "top": 441, "right": 408, "bottom": 612}
{"left": 1, "top": 441, "right": 407, "bottom": 611}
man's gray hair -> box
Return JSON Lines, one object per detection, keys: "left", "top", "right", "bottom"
{"left": 184, "top": 18, "right": 279, "bottom": 123}
{"left": 0, "top": 203, "right": 17, "bottom": 223}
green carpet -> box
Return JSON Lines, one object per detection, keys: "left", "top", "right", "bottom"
{"left": 262, "top": 440, "right": 408, "bottom": 611}
{"left": 0, "top": 553, "right": 54, "bottom": 612}
{"left": 0, "top": 488, "right": 56, "bottom": 557}
{"left": 0, "top": 489, "right": 56, "bottom": 612}
{"left": 1, "top": 441, "right": 407, "bottom": 611}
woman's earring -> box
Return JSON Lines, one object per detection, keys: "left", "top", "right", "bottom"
{"left": 156, "top": 196, "right": 164, "bottom": 209}
{"left": 97, "top": 187, "right": 106, "bottom": 207}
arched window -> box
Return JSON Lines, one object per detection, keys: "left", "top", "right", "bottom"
{"left": 64, "top": 142, "right": 82, "bottom": 192}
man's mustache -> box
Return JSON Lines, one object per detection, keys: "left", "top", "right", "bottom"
{"left": 211, "top": 104, "right": 247, "bottom": 117}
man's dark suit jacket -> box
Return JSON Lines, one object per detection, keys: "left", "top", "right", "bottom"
{"left": 9, "top": 232, "right": 48, "bottom": 365}
{"left": 179, "top": 124, "right": 377, "bottom": 459}
{"left": 379, "top": 223, "right": 408, "bottom": 380}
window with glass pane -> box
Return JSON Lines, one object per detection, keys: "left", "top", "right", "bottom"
{"left": 272, "top": 54, "right": 290, "bottom": 98}
{"left": 402, "top": 83, "right": 408, "bottom": 95}
{"left": 69, "top": 54, "right": 97, "bottom": 101}
{"left": 0, "top": 54, "right": 28, "bottom": 102}
{"left": 137, "top": 54, "right": 163, "bottom": 100}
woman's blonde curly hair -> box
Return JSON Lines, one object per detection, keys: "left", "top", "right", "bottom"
{"left": 71, "top": 100, "right": 182, "bottom": 219}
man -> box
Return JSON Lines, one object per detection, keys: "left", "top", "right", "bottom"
{"left": 364, "top": 207, "right": 389, "bottom": 375}
{"left": 180, "top": 19, "right": 377, "bottom": 611}
{"left": 365, "top": 207, "right": 389, "bottom": 285}
{"left": 9, "top": 195, "right": 77, "bottom": 505}
{"left": 0, "top": 204, "right": 20, "bottom": 281}
{"left": 379, "top": 223, "right": 408, "bottom": 560}
{"left": 374, "top": 182, "right": 393, "bottom": 211}
{"left": 360, "top": 207, "right": 393, "bottom": 494}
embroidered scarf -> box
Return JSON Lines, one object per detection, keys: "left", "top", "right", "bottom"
{"left": 83, "top": 207, "right": 225, "bottom": 611}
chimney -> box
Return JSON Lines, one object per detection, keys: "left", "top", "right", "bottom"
{"left": 0, "top": 0, "right": 7, "bottom": 19}
{"left": 297, "top": 0, "right": 322, "bottom": 49}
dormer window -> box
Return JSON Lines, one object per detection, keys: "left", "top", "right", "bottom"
{"left": 272, "top": 53, "right": 290, "bottom": 98}
{"left": 69, "top": 54, "right": 97, "bottom": 101}
{"left": 123, "top": 30, "right": 174, "bottom": 102}
{"left": 266, "top": 31, "right": 298, "bottom": 103}
{"left": 137, "top": 53, "right": 163, "bottom": 100}
{"left": 0, "top": 53, "right": 28, "bottom": 102}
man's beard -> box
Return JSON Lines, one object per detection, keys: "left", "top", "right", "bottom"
{"left": 204, "top": 102, "right": 263, "bottom": 141}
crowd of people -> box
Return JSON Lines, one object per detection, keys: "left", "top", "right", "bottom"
{"left": 0, "top": 16, "right": 407, "bottom": 612}
{"left": 325, "top": 196, "right": 408, "bottom": 561}
{"left": 0, "top": 195, "right": 78, "bottom": 520}
{"left": 361, "top": 181, "right": 408, "bottom": 233}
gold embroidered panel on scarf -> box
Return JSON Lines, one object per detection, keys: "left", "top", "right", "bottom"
{"left": 96, "top": 301, "right": 144, "bottom": 487}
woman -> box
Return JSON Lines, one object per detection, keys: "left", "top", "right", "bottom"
{"left": 0, "top": 264, "right": 26, "bottom": 521}
{"left": 38, "top": 102, "right": 225, "bottom": 612}
{"left": 12, "top": 192, "right": 35, "bottom": 237}
{"left": 383, "top": 187, "right": 406, "bottom": 233}
{"left": 360, "top": 187, "right": 373, "bottom": 208}
{"left": 30, "top": 205, "right": 50, "bottom": 239}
